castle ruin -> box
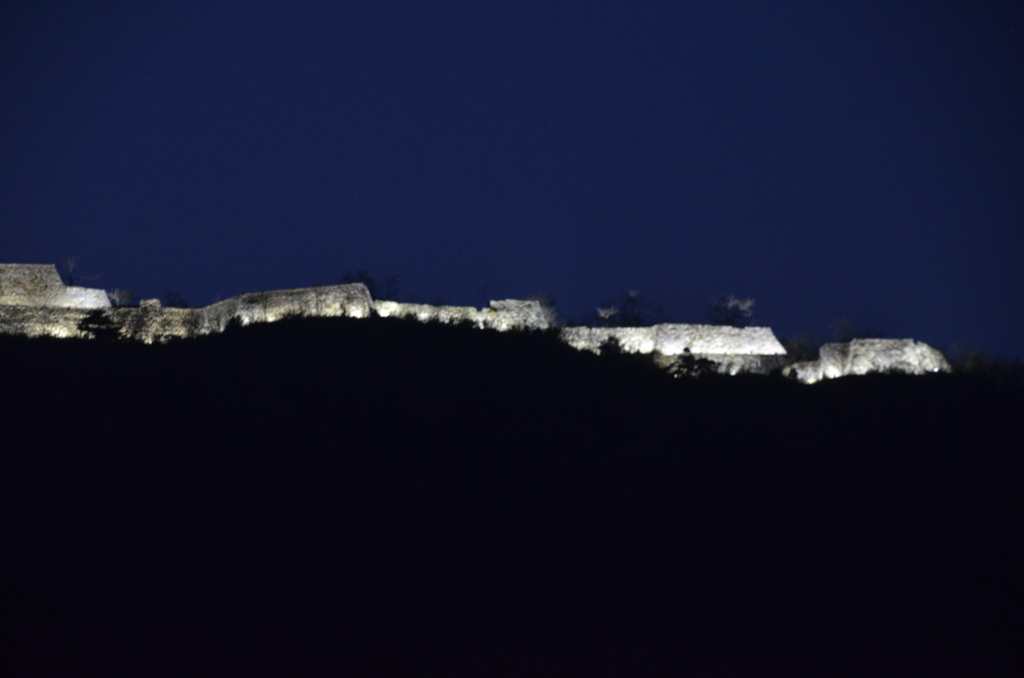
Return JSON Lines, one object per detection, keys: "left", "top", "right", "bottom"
{"left": 0, "top": 263, "right": 950, "bottom": 381}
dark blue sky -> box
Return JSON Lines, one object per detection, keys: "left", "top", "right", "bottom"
{"left": 3, "top": 2, "right": 1021, "bottom": 357}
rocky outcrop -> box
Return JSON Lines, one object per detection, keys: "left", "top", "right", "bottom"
{"left": 559, "top": 324, "right": 787, "bottom": 357}
{"left": 783, "top": 339, "right": 951, "bottom": 384}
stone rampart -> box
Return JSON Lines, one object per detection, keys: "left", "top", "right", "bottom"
{"left": 0, "top": 304, "right": 197, "bottom": 342}
{"left": 0, "top": 263, "right": 953, "bottom": 383}
{"left": 373, "top": 298, "right": 553, "bottom": 332}
{"left": 1, "top": 264, "right": 111, "bottom": 309}
{"left": 0, "top": 305, "right": 93, "bottom": 339}
{"left": 372, "top": 301, "right": 484, "bottom": 325}
{"left": 487, "top": 299, "right": 556, "bottom": 330}
{"left": 0, "top": 283, "right": 373, "bottom": 343}
{"left": 782, "top": 339, "right": 952, "bottom": 383}
{"left": 559, "top": 324, "right": 787, "bottom": 356}
{"left": 0, "top": 264, "right": 77, "bottom": 307}
{"left": 66, "top": 286, "right": 111, "bottom": 309}
{"left": 191, "top": 284, "right": 373, "bottom": 335}
{"left": 0, "top": 269, "right": 791, "bottom": 368}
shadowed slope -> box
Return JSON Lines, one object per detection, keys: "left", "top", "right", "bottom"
{"left": 1, "top": 317, "right": 1020, "bottom": 677}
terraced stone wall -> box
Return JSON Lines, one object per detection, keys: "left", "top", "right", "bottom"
{"left": 0, "top": 283, "right": 374, "bottom": 343}
{"left": 0, "top": 264, "right": 77, "bottom": 308}
{"left": 560, "top": 325, "right": 787, "bottom": 357}
{"left": 783, "top": 339, "right": 952, "bottom": 383}
{"left": 374, "top": 299, "right": 553, "bottom": 332}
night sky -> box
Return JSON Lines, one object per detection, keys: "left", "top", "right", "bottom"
{"left": 2, "top": 2, "right": 1021, "bottom": 358}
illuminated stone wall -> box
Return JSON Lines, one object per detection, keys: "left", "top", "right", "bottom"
{"left": 190, "top": 285, "right": 374, "bottom": 335}
{"left": 2, "top": 269, "right": 955, "bottom": 381}
{"left": 0, "top": 267, "right": 792, "bottom": 368}
{"left": 0, "top": 264, "right": 77, "bottom": 307}
{"left": 0, "top": 283, "right": 374, "bottom": 343}
{"left": 4, "top": 264, "right": 960, "bottom": 382}
{"left": 66, "top": 286, "right": 111, "bottom": 309}
{"left": 782, "top": 339, "right": 952, "bottom": 383}
{"left": 374, "top": 299, "right": 554, "bottom": 332}
{"left": 0, "top": 264, "right": 110, "bottom": 309}
{"left": 0, "top": 305, "right": 92, "bottom": 339}
{"left": 559, "top": 325, "right": 787, "bottom": 356}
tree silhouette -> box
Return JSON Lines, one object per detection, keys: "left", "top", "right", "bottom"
{"left": 108, "top": 289, "right": 136, "bottom": 307}
{"left": 58, "top": 256, "right": 77, "bottom": 286}
{"left": 707, "top": 295, "right": 755, "bottom": 327}
{"left": 592, "top": 290, "right": 665, "bottom": 327}
{"left": 77, "top": 310, "right": 120, "bottom": 342}
{"left": 780, "top": 335, "right": 819, "bottom": 363}
{"left": 528, "top": 293, "right": 562, "bottom": 327}
{"left": 669, "top": 349, "right": 719, "bottom": 378}
{"left": 827, "top": 318, "right": 880, "bottom": 342}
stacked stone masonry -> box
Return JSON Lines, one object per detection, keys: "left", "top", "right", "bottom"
{"left": 782, "top": 339, "right": 951, "bottom": 383}
{"left": 0, "top": 263, "right": 951, "bottom": 380}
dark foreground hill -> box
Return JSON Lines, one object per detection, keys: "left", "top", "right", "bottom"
{"left": 2, "top": 317, "right": 1021, "bottom": 677}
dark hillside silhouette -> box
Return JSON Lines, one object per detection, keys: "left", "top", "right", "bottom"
{"left": 1, "top": 317, "right": 1021, "bottom": 677}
